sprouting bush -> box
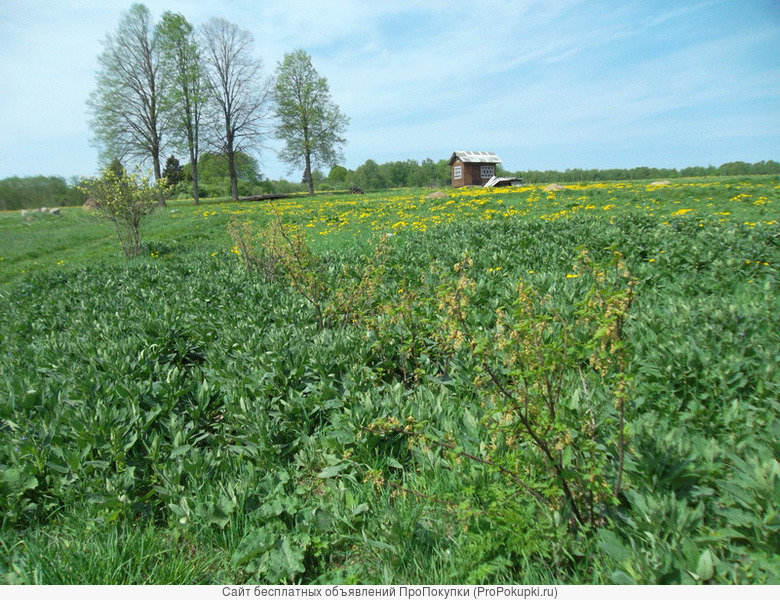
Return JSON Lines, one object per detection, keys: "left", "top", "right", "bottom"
{"left": 79, "top": 167, "right": 169, "bottom": 257}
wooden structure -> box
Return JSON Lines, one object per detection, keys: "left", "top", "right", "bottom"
{"left": 484, "top": 175, "right": 523, "bottom": 188}
{"left": 449, "top": 151, "right": 501, "bottom": 187}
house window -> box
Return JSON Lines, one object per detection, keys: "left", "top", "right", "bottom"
{"left": 453, "top": 166, "right": 463, "bottom": 179}
{"left": 481, "top": 165, "right": 495, "bottom": 179}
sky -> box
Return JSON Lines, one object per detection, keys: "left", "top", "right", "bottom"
{"left": 1, "top": 0, "right": 779, "bottom": 180}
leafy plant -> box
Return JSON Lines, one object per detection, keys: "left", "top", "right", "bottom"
{"left": 1, "top": 178, "right": 778, "bottom": 583}
{"left": 78, "top": 167, "right": 169, "bottom": 257}
{"left": 416, "top": 249, "right": 636, "bottom": 528}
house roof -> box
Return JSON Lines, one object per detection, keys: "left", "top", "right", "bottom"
{"left": 449, "top": 151, "right": 502, "bottom": 165}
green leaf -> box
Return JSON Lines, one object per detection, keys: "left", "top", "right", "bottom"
{"left": 351, "top": 503, "right": 369, "bottom": 516}
{"left": 568, "top": 387, "right": 581, "bottom": 410}
{"left": 169, "top": 444, "right": 191, "bottom": 459}
{"left": 610, "top": 570, "right": 636, "bottom": 585}
{"left": 267, "top": 537, "right": 305, "bottom": 581}
{"left": 0, "top": 468, "right": 38, "bottom": 495}
{"left": 232, "top": 526, "right": 277, "bottom": 567}
{"left": 598, "top": 529, "right": 630, "bottom": 563}
{"left": 695, "top": 549, "right": 714, "bottom": 581}
{"left": 561, "top": 445, "right": 573, "bottom": 467}
{"left": 317, "top": 463, "right": 348, "bottom": 479}
{"left": 83, "top": 460, "right": 110, "bottom": 470}
{"left": 694, "top": 527, "right": 745, "bottom": 542}
{"left": 122, "top": 432, "right": 138, "bottom": 452}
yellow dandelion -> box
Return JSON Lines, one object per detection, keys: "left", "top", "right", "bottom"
{"left": 671, "top": 208, "right": 693, "bottom": 217}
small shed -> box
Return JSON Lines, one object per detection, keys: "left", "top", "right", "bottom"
{"left": 449, "top": 151, "right": 501, "bottom": 187}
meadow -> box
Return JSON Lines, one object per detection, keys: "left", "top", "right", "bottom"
{"left": 1, "top": 176, "right": 778, "bottom": 584}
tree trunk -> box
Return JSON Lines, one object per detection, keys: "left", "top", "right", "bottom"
{"left": 191, "top": 169, "right": 200, "bottom": 205}
{"left": 185, "top": 99, "right": 200, "bottom": 205}
{"left": 152, "top": 150, "right": 166, "bottom": 207}
{"left": 190, "top": 146, "right": 200, "bottom": 205}
{"left": 227, "top": 143, "right": 239, "bottom": 202}
{"left": 230, "top": 169, "right": 239, "bottom": 202}
{"left": 305, "top": 152, "right": 314, "bottom": 195}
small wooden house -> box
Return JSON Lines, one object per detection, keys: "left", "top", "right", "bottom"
{"left": 449, "top": 151, "right": 501, "bottom": 187}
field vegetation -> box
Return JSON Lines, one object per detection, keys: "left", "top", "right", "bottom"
{"left": 1, "top": 176, "right": 778, "bottom": 584}
{"left": 4, "top": 158, "right": 779, "bottom": 211}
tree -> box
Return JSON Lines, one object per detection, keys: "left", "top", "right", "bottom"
{"left": 162, "top": 155, "right": 184, "bottom": 188}
{"left": 272, "top": 49, "right": 349, "bottom": 195}
{"left": 352, "top": 159, "right": 386, "bottom": 191}
{"left": 327, "top": 165, "right": 348, "bottom": 185}
{"left": 197, "top": 151, "right": 261, "bottom": 183}
{"left": 157, "top": 11, "right": 205, "bottom": 204}
{"left": 200, "top": 18, "right": 270, "bottom": 202}
{"left": 107, "top": 157, "right": 126, "bottom": 179}
{"left": 88, "top": 4, "right": 169, "bottom": 191}
{"left": 79, "top": 167, "right": 169, "bottom": 257}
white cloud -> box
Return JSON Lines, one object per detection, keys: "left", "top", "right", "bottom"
{"left": 0, "top": 0, "right": 778, "bottom": 178}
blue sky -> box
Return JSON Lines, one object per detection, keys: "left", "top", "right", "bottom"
{"left": 1, "top": 0, "right": 778, "bottom": 180}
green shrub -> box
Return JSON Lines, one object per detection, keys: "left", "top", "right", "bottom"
{"left": 78, "top": 169, "right": 168, "bottom": 257}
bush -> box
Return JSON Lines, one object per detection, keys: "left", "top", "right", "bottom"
{"left": 79, "top": 169, "right": 169, "bottom": 257}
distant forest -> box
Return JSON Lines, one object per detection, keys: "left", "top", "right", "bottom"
{"left": 2, "top": 158, "right": 778, "bottom": 210}
{"left": 324, "top": 158, "right": 780, "bottom": 191}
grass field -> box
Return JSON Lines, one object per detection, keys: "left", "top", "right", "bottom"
{"left": 1, "top": 176, "right": 779, "bottom": 584}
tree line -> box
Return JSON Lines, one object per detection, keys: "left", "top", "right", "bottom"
{"left": 312, "top": 158, "right": 780, "bottom": 192}
{"left": 511, "top": 160, "right": 780, "bottom": 184}
{"left": 175, "top": 156, "right": 780, "bottom": 194}
{"left": 87, "top": 3, "right": 348, "bottom": 203}
{"left": 3, "top": 158, "right": 778, "bottom": 210}
{"left": 0, "top": 176, "right": 86, "bottom": 211}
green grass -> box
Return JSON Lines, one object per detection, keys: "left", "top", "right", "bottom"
{"left": 2, "top": 175, "right": 776, "bottom": 284}
{"left": 1, "top": 503, "right": 232, "bottom": 584}
{"left": 1, "top": 176, "right": 779, "bottom": 584}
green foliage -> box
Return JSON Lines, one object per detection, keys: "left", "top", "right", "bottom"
{"left": 185, "top": 151, "right": 266, "bottom": 198}
{"left": 273, "top": 49, "right": 349, "bottom": 195}
{"left": 193, "top": 152, "right": 259, "bottom": 184}
{"left": 423, "top": 249, "right": 636, "bottom": 528}
{"left": 227, "top": 213, "right": 328, "bottom": 328}
{"left": 343, "top": 158, "right": 453, "bottom": 190}
{"left": 162, "top": 156, "right": 184, "bottom": 188}
{"left": 107, "top": 157, "right": 126, "bottom": 178}
{"left": 513, "top": 160, "right": 780, "bottom": 184}
{"left": 330, "top": 158, "right": 780, "bottom": 189}
{"left": 0, "top": 176, "right": 86, "bottom": 211}
{"left": 328, "top": 165, "right": 348, "bottom": 185}
{"left": 1, "top": 177, "right": 778, "bottom": 583}
{"left": 156, "top": 10, "right": 205, "bottom": 204}
{"left": 78, "top": 167, "right": 168, "bottom": 257}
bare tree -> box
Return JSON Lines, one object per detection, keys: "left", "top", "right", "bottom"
{"left": 88, "top": 3, "right": 169, "bottom": 189}
{"left": 200, "top": 18, "right": 269, "bottom": 202}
